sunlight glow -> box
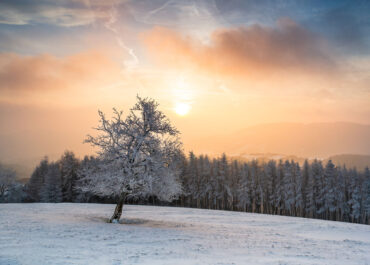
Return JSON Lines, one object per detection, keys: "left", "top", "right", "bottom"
{"left": 174, "top": 102, "right": 191, "bottom": 116}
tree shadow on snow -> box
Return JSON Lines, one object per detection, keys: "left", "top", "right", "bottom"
{"left": 88, "top": 215, "right": 193, "bottom": 230}
{"left": 119, "top": 218, "right": 190, "bottom": 229}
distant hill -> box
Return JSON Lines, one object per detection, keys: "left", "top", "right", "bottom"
{"left": 191, "top": 122, "right": 370, "bottom": 159}
{"left": 230, "top": 153, "right": 308, "bottom": 165}
{"left": 0, "top": 162, "right": 32, "bottom": 182}
{"left": 325, "top": 154, "right": 370, "bottom": 170}
{"left": 229, "top": 153, "right": 370, "bottom": 170}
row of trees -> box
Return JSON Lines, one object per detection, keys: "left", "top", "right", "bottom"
{"left": 21, "top": 150, "right": 370, "bottom": 224}
{"left": 0, "top": 155, "right": 81, "bottom": 204}
{"left": 26, "top": 151, "right": 80, "bottom": 203}
{"left": 178, "top": 153, "right": 370, "bottom": 224}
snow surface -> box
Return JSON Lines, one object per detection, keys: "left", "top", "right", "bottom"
{"left": 0, "top": 204, "right": 369, "bottom": 265}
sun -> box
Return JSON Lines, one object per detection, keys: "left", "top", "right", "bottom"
{"left": 174, "top": 102, "right": 191, "bottom": 116}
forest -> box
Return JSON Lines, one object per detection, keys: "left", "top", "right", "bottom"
{"left": 2, "top": 150, "right": 369, "bottom": 225}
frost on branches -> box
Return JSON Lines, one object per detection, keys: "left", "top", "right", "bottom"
{"left": 78, "top": 96, "right": 182, "bottom": 223}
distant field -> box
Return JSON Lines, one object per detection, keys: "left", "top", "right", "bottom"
{"left": 0, "top": 204, "right": 369, "bottom": 265}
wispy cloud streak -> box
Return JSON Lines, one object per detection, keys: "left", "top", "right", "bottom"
{"left": 103, "top": 2, "right": 139, "bottom": 70}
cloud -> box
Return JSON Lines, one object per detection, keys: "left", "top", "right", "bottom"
{"left": 0, "top": 0, "right": 124, "bottom": 27}
{"left": 142, "top": 18, "right": 337, "bottom": 81}
{"left": 129, "top": 0, "right": 221, "bottom": 27}
{"left": 0, "top": 51, "right": 121, "bottom": 93}
{"left": 316, "top": 4, "right": 370, "bottom": 53}
{"left": 211, "top": 1, "right": 370, "bottom": 54}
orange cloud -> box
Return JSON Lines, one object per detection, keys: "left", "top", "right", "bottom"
{"left": 142, "top": 19, "right": 338, "bottom": 81}
{"left": 0, "top": 51, "right": 121, "bottom": 93}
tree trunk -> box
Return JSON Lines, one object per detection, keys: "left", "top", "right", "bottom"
{"left": 109, "top": 193, "right": 126, "bottom": 223}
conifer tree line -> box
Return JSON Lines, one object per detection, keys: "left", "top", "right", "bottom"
{"left": 19, "top": 151, "right": 370, "bottom": 224}
{"left": 178, "top": 152, "right": 370, "bottom": 224}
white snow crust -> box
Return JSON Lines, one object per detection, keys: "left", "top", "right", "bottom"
{"left": 0, "top": 203, "right": 369, "bottom": 265}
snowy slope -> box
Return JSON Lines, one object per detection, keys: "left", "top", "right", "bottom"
{"left": 0, "top": 204, "right": 369, "bottom": 265}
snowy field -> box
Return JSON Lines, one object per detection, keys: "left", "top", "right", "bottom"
{"left": 0, "top": 204, "right": 369, "bottom": 265}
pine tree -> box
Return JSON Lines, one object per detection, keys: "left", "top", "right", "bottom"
{"left": 362, "top": 167, "right": 370, "bottom": 224}
{"left": 200, "top": 155, "right": 212, "bottom": 209}
{"left": 303, "top": 160, "right": 314, "bottom": 217}
{"left": 27, "top": 157, "right": 49, "bottom": 202}
{"left": 249, "top": 160, "right": 258, "bottom": 213}
{"left": 215, "top": 154, "right": 229, "bottom": 210}
{"left": 237, "top": 163, "right": 250, "bottom": 212}
{"left": 322, "top": 160, "right": 336, "bottom": 219}
{"left": 341, "top": 166, "right": 351, "bottom": 222}
{"left": 273, "top": 160, "right": 284, "bottom": 215}
{"left": 293, "top": 162, "right": 303, "bottom": 216}
{"left": 334, "top": 167, "right": 346, "bottom": 221}
{"left": 265, "top": 160, "right": 276, "bottom": 214}
{"left": 256, "top": 163, "right": 265, "bottom": 213}
{"left": 59, "top": 151, "right": 79, "bottom": 202}
{"left": 229, "top": 160, "right": 240, "bottom": 211}
{"left": 283, "top": 161, "right": 294, "bottom": 215}
{"left": 41, "top": 163, "right": 62, "bottom": 203}
{"left": 348, "top": 169, "right": 361, "bottom": 222}
{"left": 312, "top": 160, "right": 324, "bottom": 218}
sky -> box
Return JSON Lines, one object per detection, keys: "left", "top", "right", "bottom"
{"left": 0, "top": 0, "right": 369, "bottom": 165}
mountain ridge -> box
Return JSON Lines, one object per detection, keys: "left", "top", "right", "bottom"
{"left": 188, "top": 121, "right": 370, "bottom": 158}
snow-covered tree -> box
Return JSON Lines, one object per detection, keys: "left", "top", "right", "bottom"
{"left": 248, "top": 160, "right": 258, "bottom": 213}
{"left": 283, "top": 161, "right": 294, "bottom": 215}
{"left": 322, "top": 160, "right": 336, "bottom": 219}
{"left": 312, "top": 160, "right": 324, "bottom": 217}
{"left": 59, "top": 151, "right": 80, "bottom": 202}
{"left": 273, "top": 160, "right": 284, "bottom": 215}
{"left": 76, "top": 156, "right": 100, "bottom": 202}
{"left": 41, "top": 163, "right": 62, "bottom": 203}
{"left": 303, "top": 160, "right": 314, "bottom": 217}
{"left": 362, "top": 167, "right": 370, "bottom": 224}
{"left": 293, "top": 162, "right": 303, "bottom": 216}
{"left": 229, "top": 160, "right": 241, "bottom": 211}
{"left": 0, "top": 164, "right": 17, "bottom": 201}
{"left": 265, "top": 160, "right": 277, "bottom": 214}
{"left": 79, "top": 96, "right": 182, "bottom": 223}
{"left": 199, "top": 155, "right": 212, "bottom": 208}
{"left": 217, "top": 154, "right": 231, "bottom": 210}
{"left": 341, "top": 166, "right": 351, "bottom": 222}
{"left": 3, "top": 182, "right": 26, "bottom": 203}
{"left": 348, "top": 169, "right": 361, "bottom": 222}
{"left": 27, "top": 157, "right": 49, "bottom": 202}
{"left": 237, "top": 163, "right": 251, "bottom": 212}
{"left": 187, "top": 152, "right": 200, "bottom": 207}
{"left": 335, "top": 167, "right": 346, "bottom": 221}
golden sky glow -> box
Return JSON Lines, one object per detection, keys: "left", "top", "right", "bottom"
{"left": 0, "top": 0, "right": 369, "bottom": 165}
